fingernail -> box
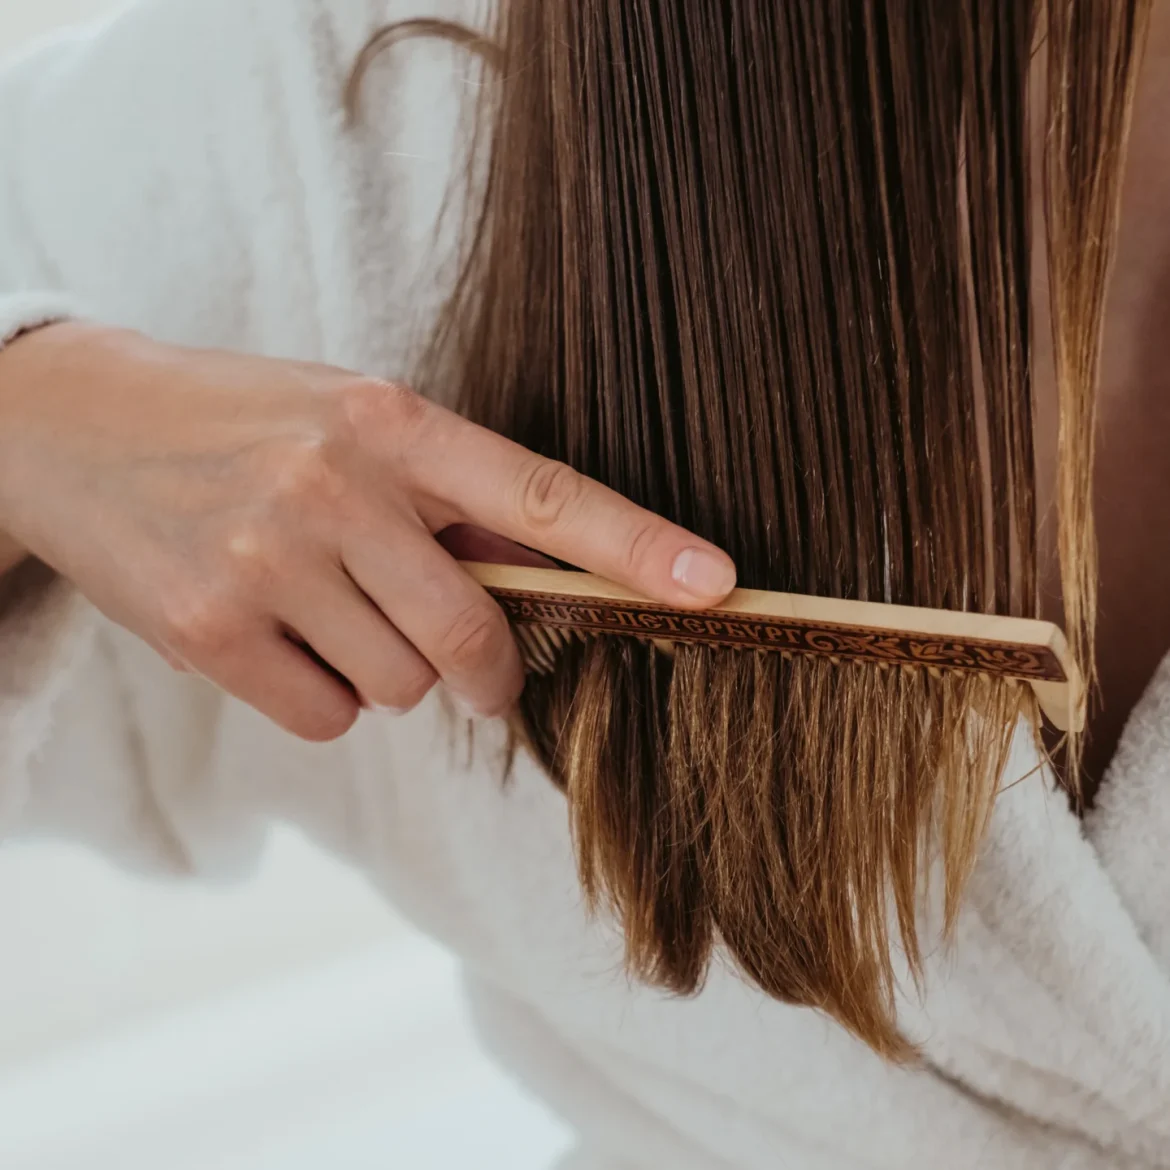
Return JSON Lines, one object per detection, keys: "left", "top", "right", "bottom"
{"left": 672, "top": 548, "right": 736, "bottom": 600}
{"left": 377, "top": 705, "right": 411, "bottom": 717}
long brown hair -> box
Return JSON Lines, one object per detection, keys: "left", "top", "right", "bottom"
{"left": 350, "top": 1, "right": 1149, "bottom": 1058}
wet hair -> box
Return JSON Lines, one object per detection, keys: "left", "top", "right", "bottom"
{"left": 349, "top": 1, "right": 1150, "bottom": 1057}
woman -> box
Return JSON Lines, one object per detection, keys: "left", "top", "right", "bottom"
{"left": 1, "top": 0, "right": 1168, "bottom": 1166}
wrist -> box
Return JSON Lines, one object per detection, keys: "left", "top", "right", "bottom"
{"left": 0, "top": 320, "right": 111, "bottom": 567}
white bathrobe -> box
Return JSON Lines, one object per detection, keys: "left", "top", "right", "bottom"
{"left": 2, "top": 2, "right": 1169, "bottom": 1166}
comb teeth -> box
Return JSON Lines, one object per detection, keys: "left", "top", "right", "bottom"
{"left": 466, "top": 562, "right": 1083, "bottom": 733}
{"left": 513, "top": 622, "right": 567, "bottom": 675}
{"left": 510, "top": 624, "right": 1012, "bottom": 690}
{"left": 512, "top": 623, "right": 678, "bottom": 675}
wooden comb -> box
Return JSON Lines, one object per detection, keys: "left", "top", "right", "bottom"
{"left": 463, "top": 562, "right": 1085, "bottom": 733}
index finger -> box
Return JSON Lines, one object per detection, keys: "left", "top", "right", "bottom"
{"left": 410, "top": 411, "right": 738, "bottom": 607}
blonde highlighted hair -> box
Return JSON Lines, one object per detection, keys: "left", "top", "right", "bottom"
{"left": 350, "top": 0, "right": 1150, "bottom": 1057}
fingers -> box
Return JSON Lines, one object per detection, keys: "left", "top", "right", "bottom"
{"left": 138, "top": 375, "right": 739, "bottom": 745}
{"left": 194, "top": 632, "right": 362, "bottom": 742}
{"left": 342, "top": 519, "right": 524, "bottom": 716}
{"left": 278, "top": 565, "right": 438, "bottom": 713}
{"left": 406, "top": 411, "right": 737, "bottom": 607}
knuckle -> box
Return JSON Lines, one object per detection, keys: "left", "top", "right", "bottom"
{"left": 222, "top": 523, "right": 283, "bottom": 591}
{"left": 270, "top": 436, "right": 346, "bottom": 508}
{"left": 620, "top": 520, "right": 662, "bottom": 578}
{"left": 441, "top": 603, "right": 509, "bottom": 672}
{"left": 160, "top": 588, "right": 247, "bottom": 658}
{"left": 516, "top": 460, "right": 585, "bottom": 533}
{"left": 339, "top": 379, "right": 431, "bottom": 448}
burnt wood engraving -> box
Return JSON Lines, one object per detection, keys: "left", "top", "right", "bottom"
{"left": 485, "top": 588, "right": 1068, "bottom": 682}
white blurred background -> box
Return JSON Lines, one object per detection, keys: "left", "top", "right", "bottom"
{"left": 0, "top": 5, "right": 570, "bottom": 1168}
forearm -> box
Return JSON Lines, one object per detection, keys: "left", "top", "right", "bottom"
{"left": 0, "top": 321, "right": 89, "bottom": 583}
{"left": 0, "top": 324, "right": 77, "bottom": 585}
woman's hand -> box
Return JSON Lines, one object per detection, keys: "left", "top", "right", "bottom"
{"left": 0, "top": 323, "right": 736, "bottom": 740}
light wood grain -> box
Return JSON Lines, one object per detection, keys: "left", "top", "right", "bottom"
{"left": 463, "top": 562, "right": 1085, "bottom": 732}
